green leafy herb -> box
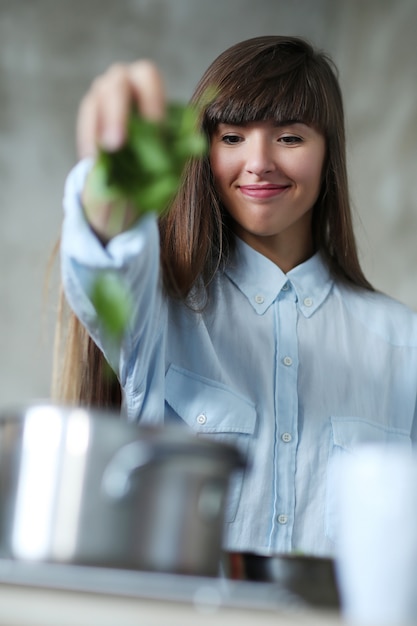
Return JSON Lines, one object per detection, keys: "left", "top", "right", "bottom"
{"left": 91, "top": 273, "right": 132, "bottom": 340}
{"left": 93, "top": 102, "right": 207, "bottom": 218}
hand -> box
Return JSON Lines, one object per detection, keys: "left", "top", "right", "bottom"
{"left": 77, "top": 60, "right": 166, "bottom": 158}
{"left": 77, "top": 61, "right": 165, "bottom": 242}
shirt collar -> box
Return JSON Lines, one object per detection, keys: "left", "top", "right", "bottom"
{"left": 224, "top": 237, "right": 334, "bottom": 317}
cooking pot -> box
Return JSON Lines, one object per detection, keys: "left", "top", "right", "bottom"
{"left": 222, "top": 552, "right": 340, "bottom": 608}
{"left": 0, "top": 404, "right": 244, "bottom": 576}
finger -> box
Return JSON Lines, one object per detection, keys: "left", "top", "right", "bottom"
{"left": 94, "top": 64, "right": 132, "bottom": 153}
{"left": 76, "top": 92, "right": 100, "bottom": 158}
{"left": 128, "top": 60, "right": 166, "bottom": 121}
{"left": 76, "top": 64, "right": 133, "bottom": 157}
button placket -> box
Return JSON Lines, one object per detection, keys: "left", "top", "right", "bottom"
{"left": 272, "top": 292, "right": 298, "bottom": 551}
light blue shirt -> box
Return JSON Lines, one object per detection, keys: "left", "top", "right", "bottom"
{"left": 62, "top": 159, "right": 417, "bottom": 557}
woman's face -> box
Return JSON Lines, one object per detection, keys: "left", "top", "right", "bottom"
{"left": 209, "top": 120, "right": 326, "bottom": 270}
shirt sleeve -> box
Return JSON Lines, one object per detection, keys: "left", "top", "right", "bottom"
{"left": 60, "top": 159, "right": 167, "bottom": 424}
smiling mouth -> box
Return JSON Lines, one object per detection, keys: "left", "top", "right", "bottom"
{"left": 239, "top": 184, "right": 290, "bottom": 199}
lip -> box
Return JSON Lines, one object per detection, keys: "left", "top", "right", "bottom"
{"left": 239, "top": 184, "right": 290, "bottom": 199}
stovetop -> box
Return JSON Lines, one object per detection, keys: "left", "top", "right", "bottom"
{"left": 0, "top": 558, "right": 306, "bottom": 613}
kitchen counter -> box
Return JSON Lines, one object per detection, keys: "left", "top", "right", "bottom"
{"left": 0, "top": 559, "right": 343, "bottom": 626}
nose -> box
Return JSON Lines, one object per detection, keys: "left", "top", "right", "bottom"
{"left": 245, "top": 135, "right": 276, "bottom": 176}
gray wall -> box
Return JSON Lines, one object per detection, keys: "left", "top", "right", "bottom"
{"left": 1, "top": 0, "right": 416, "bottom": 406}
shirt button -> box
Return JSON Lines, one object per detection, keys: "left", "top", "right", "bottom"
{"left": 303, "top": 297, "right": 313, "bottom": 307}
{"left": 282, "top": 356, "right": 293, "bottom": 366}
{"left": 196, "top": 414, "right": 207, "bottom": 425}
{"left": 281, "top": 432, "right": 292, "bottom": 443}
{"left": 277, "top": 514, "right": 288, "bottom": 525}
{"left": 282, "top": 283, "right": 289, "bottom": 291}
{"left": 255, "top": 294, "right": 264, "bottom": 304}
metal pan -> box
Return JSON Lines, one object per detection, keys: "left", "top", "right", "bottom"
{"left": 222, "top": 552, "right": 340, "bottom": 608}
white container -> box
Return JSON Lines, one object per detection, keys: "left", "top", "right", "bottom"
{"left": 335, "top": 444, "right": 417, "bottom": 625}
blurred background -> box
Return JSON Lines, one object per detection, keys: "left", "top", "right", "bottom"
{"left": 0, "top": 0, "right": 416, "bottom": 406}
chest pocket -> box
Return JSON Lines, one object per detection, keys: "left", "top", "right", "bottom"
{"left": 326, "top": 417, "right": 411, "bottom": 543}
{"left": 165, "top": 364, "right": 257, "bottom": 523}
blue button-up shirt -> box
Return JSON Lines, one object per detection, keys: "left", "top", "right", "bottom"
{"left": 62, "top": 160, "right": 417, "bottom": 557}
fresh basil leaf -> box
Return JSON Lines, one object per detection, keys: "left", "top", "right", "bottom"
{"left": 91, "top": 273, "right": 132, "bottom": 339}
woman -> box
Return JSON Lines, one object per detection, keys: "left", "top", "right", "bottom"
{"left": 57, "top": 36, "right": 417, "bottom": 557}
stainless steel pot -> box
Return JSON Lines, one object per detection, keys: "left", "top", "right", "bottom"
{"left": 0, "top": 404, "right": 244, "bottom": 576}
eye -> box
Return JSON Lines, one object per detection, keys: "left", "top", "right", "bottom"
{"left": 279, "top": 135, "right": 303, "bottom": 145}
{"left": 221, "top": 134, "right": 243, "bottom": 145}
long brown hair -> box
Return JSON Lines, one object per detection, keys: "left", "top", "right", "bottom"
{"left": 53, "top": 35, "right": 373, "bottom": 408}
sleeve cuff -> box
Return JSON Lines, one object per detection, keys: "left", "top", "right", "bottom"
{"left": 61, "top": 158, "right": 158, "bottom": 269}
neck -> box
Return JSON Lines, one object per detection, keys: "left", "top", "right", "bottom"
{"left": 235, "top": 229, "right": 315, "bottom": 273}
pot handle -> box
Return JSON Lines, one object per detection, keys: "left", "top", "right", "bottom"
{"left": 102, "top": 440, "right": 154, "bottom": 500}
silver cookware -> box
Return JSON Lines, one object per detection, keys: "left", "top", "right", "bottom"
{"left": 0, "top": 404, "right": 244, "bottom": 576}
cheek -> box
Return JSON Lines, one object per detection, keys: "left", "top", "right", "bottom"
{"left": 210, "top": 154, "right": 232, "bottom": 193}
{"left": 297, "top": 151, "right": 326, "bottom": 190}
{"left": 209, "top": 152, "right": 221, "bottom": 186}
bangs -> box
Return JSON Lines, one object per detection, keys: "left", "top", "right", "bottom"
{"left": 201, "top": 44, "right": 338, "bottom": 137}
